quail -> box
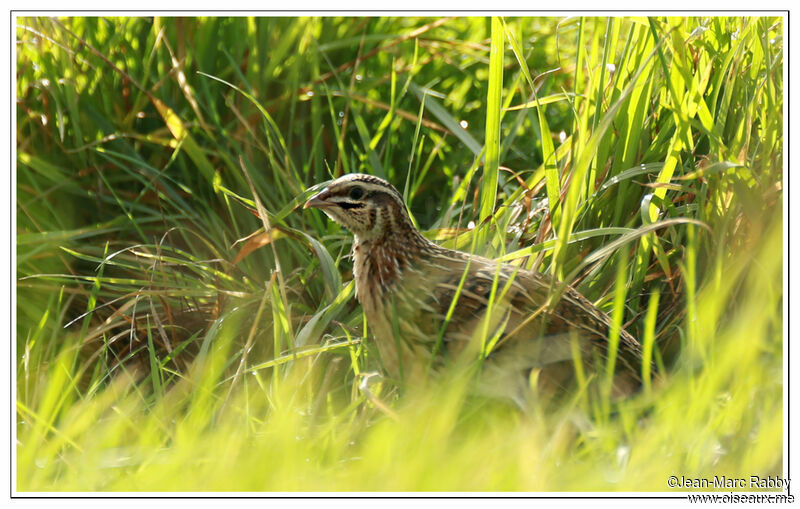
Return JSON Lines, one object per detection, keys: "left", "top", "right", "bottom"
{"left": 305, "top": 173, "right": 644, "bottom": 398}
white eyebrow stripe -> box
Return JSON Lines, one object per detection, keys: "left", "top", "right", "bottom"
{"left": 330, "top": 180, "right": 405, "bottom": 205}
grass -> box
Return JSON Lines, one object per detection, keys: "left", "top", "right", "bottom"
{"left": 15, "top": 15, "right": 783, "bottom": 492}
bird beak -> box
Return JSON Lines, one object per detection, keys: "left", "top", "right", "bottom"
{"left": 304, "top": 188, "right": 333, "bottom": 210}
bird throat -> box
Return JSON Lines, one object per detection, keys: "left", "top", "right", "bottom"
{"left": 351, "top": 207, "right": 428, "bottom": 308}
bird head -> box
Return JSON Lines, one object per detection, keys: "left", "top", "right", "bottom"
{"left": 304, "top": 173, "right": 411, "bottom": 241}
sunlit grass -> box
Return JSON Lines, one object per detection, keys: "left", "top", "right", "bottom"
{"left": 16, "top": 15, "right": 782, "bottom": 492}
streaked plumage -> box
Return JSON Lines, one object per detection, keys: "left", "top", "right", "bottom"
{"left": 305, "top": 173, "right": 644, "bottom": 398}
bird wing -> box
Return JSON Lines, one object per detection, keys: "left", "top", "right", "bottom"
{"left": 410, "top": 256, "right": 644, "bottom": 375}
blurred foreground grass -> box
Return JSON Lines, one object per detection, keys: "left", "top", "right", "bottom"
{"left": 16, "top": 16, "right": 783, "bottom": 491}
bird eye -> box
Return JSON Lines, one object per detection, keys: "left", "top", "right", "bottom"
{"left": 349, "top": 186, "right": 364, "bottom": 200}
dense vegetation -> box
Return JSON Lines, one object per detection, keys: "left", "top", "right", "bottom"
{"left": 16, "top": 16, "right": 782, "bottom": 491}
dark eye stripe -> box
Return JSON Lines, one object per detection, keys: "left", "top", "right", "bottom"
{"left": 339, "top": 202, "right": 364, "bottom": 210}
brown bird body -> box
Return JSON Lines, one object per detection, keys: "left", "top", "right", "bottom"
{"left": 305, "top": 174, "right": 643, "bottom": 396}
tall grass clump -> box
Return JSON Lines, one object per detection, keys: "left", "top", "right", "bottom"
{"left": 16, "top": 16, "right": 782, "bottom": 492}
